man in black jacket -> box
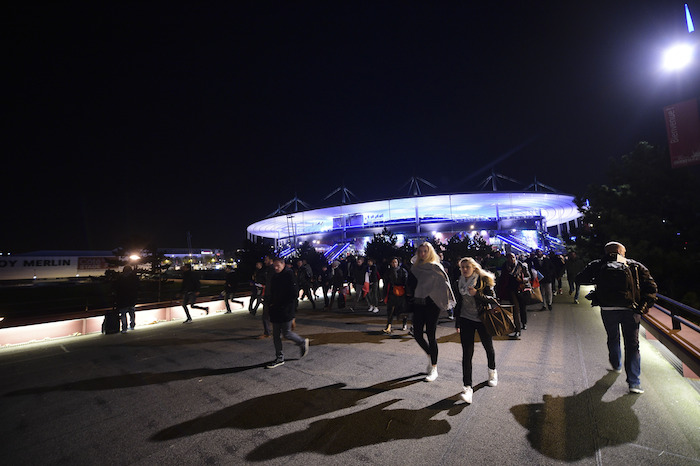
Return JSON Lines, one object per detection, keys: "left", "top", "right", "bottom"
{"left": 576, "top": 241, "right": 657, "bottom": 394}
{"left": 266, "top": 258, "right": 309, "bottom": 368}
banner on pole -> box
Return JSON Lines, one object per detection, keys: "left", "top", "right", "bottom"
{"left": 664, "top": 98, "right": 700, "bottom": 168}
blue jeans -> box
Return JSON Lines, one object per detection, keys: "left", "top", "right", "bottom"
{"left": 272, "top": 320, "right": 305, "bottom": 359}
{"left": 601, "top": 309, "right": 641, "bottom": 386}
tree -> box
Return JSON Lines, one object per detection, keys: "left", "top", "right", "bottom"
{"left": 443, "top": 234, "right": 492, "bottom": 266}
{"left": 572, "top": 142, "right": 700, "bottom": 306}
{"left": 237, "top": 239, "right": 274, "bottom": 283}
{"left": 364, "top": 228, "right": 398, "bottom": 265}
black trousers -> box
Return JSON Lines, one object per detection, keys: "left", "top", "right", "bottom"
{"left": 458, "top": 317, "right": 496, "bottom": 387}
{"left": 412, "top": 299, "right": 441, "bottom": 365}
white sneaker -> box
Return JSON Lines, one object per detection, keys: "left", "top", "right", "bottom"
{"left": 488, "top": 369, "right": 498, "bottom": 387}
{"left": 425, "top": 366, "right": 438, "bottom": 382}
{"left": 372, "top": 307, "right": 379, "bottom": 313}
{"left": 460, "top": 386, "right": 473, "bottom": 403}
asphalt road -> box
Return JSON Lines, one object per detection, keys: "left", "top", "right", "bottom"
{"left": 1, "top": 292, "right": 699, "bottom": 465}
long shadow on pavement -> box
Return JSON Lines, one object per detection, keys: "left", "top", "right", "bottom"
{"left": 303, "top": 330, "right": 461, "bottom": 346}
{"left": 510, "top": 371, "right": 641, "bottom": 461}
{"left": 150, "top": 375, "right": 425, "bottom": 441}
{"left": 4, "top": 363, "right": 269, "bottom": 395}
{"left": 244, "top": 395, "right": 466, "bottom": 460}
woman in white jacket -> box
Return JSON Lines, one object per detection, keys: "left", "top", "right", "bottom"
{"left": 409, "top": 242, "right": 456, "bottom": 382}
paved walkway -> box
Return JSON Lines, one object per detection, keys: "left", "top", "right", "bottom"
{"left": 1, "top": 292, "right": 699, "bottom": 465}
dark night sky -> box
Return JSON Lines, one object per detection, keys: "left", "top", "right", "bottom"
{"left": 5, "top": 2, "right": 699, "bottom": 253}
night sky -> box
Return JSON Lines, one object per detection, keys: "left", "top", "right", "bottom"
{"left": 5, "top": 2, "right": 698, "bottom": 253}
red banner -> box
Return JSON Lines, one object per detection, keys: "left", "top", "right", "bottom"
{"left": 664, "top": 98, "right": 700, "bottom": 168}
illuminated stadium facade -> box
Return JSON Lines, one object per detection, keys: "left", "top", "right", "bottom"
{"left": 247, "top": 191, "right": 583, "bottom": 259}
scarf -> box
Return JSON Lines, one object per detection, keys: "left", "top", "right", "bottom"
{"left": 411, "top": 261, "right": 456, "bottom": 310}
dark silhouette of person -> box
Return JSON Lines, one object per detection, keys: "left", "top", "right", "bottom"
{"left": 180, "top": 263, "right": 208, "bottom": 323}
{"left": 115, "top": 265, "right": 139, "bottom": 333}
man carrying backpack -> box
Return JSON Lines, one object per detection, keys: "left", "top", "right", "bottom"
{"left": 576, "top": 241, "right": 657, "bottom": 394}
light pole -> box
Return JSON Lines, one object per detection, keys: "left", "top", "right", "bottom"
{"left": 660, "top": 4, "right": 699, "bottom": 170}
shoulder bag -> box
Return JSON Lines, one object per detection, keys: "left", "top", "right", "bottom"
{"left": 480, "top": 302, "right": 516, "bottom": 337}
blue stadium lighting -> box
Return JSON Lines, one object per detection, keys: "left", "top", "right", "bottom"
{"left": 686, "top": 4, "right": 695, "bottom": 33}
{"left": 248, "top": 192, "right": 580, "bottom": 240}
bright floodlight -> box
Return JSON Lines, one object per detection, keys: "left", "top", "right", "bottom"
{"left": 129, "top": 254, "right": 141, "bottom": 261}
{"left": 662, "top": 43, "right": 694, "bottom": 71}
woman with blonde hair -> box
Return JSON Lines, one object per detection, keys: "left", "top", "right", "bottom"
{"left": 454, "top": 257, "right": 498, "bottom": 404}
{"left": 408, "top": 242, "right": 456, "bottom": 382}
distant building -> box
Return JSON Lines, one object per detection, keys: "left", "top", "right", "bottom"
{"left": 0, "top": 248, "right": 227, "bottom": 281}
{"left": 160, "top": 248, "right": 226, "bottom": 270}
{"left": 0, "top": 250, "right": 117, "bottom": 280}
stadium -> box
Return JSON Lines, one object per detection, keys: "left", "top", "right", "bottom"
{"left": 247, "top": 178, "right": 583, "bottom": 261}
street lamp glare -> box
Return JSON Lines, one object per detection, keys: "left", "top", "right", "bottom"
{"left": 129, "top": 254, "right": 141, "bottom": 261}
{"left": 662, "top": 43, "right": 694, "bottom": 71}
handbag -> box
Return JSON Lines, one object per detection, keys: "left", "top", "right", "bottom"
{"left": 523, "top": 286, "right": 543, "bottom": 305}
{"left": 480, "top": 304, "right": 516, "bottom": 337}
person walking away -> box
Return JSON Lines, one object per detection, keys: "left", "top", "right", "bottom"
{"left": 351, "top": 256, "right": 366, "bottom": 305}
{"left": 498, "top": 253, "right": 530, "bottom": 337}
{"left": 115, "top": 265, "right": 139, "bottom": 333}
{"left": 408, "top": 242, "right": 456, "bottom": 382}
{"left": 223, "top": 265, "right": 239, "bottom": 313}
{"left": 535, "top": 250, "right": 555, "bottom": 310}
{"left": 551, "top": 252, "right": 565, "bottom": 295}
{"left": 365, "top": 257, "right": 381, "bottom": 313}
{"left": 249, "top": 262, "right": 265, "bottom": 315}
{"left": 453, "top": 257, "right": 498, "bottom": 403}
{"left": 576, "top": 241, "right": 657, "bottom": 394}
{"left": 266, "top": 257, "right": 310, "bottom": 368}
{"left": 328, "top": 260, "right": 345, "bottom": 309}
{"left": 318, "top": 264, "right": 332, "bottom": 310}
{"left": 565, "top": 251, "right": 585, "bottom": 303}
{"left": 180, "top": 264, "right": 208, "bottom": 323}
{"left": 383, "top": 257, "right": 408, "bottom": 334}
{"left": 296, "top": 259, "right": 316, "bottom": 310}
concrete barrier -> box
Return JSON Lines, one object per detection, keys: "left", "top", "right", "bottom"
{"left": 0, "top": 297, "right": 251, "bottom": 346}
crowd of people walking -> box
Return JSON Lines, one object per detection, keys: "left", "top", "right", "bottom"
{"left": 107, "top": 238, "right": 656, "bottom": 401}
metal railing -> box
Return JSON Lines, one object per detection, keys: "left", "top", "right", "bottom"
{"left": 643, "top": 293, "right": 700, "bottom": 379}
{"left": 653, "top": 294, "right": 700, "bottom": 333}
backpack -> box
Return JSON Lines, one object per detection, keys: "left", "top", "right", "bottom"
{"left": 594, "top": 259, "right": 639, "bottom": 308}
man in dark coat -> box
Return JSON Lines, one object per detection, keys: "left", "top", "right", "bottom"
{"left": 266, "top": 257, "right": 309, "bottom": 368}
